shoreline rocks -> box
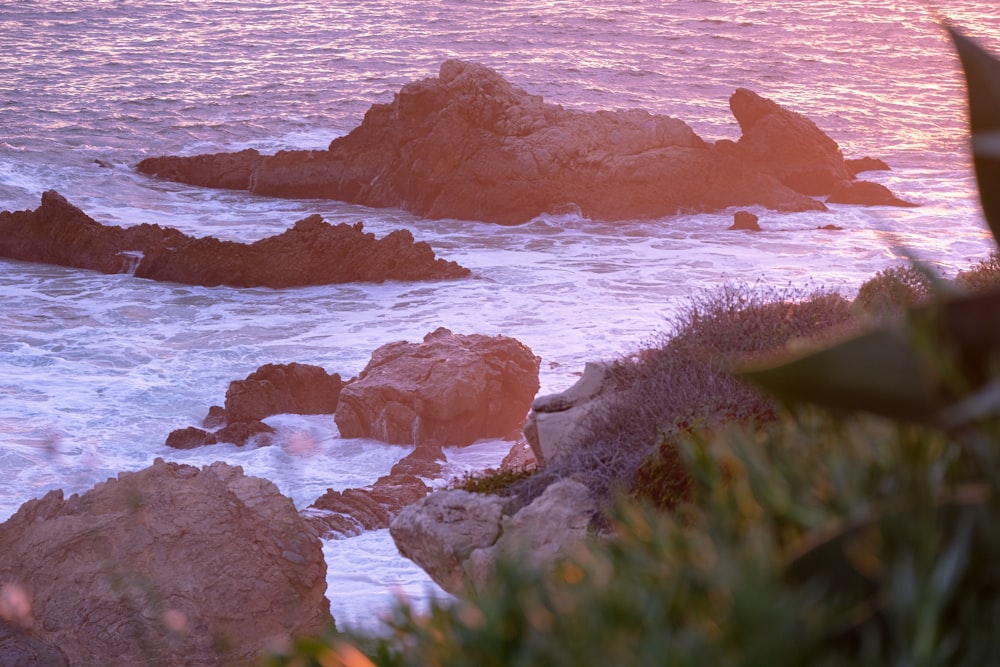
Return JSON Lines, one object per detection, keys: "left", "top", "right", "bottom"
{"left": 138, "top": 60, "right": 911, "bottom": 224}
{"left": 335, "top": 327, "right": 541, "bottom": 446}
{"left": 0, "top": 191, "right": 470, "bottom": 287}
{"left": 0, "top": 459, "right": 331, "bottom": 666}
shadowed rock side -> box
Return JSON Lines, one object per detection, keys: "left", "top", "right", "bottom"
{"left": 304, "top": 444, "right": 447, "bottom": 538}
{"left": 137, "top": 60, "right": 914, "bottom": 225}
{"left": 0, "top": 190, "right": 469, "bottom": 286}
{"left": 166, "top": 362, "right": 345, "bottom": 449}
{"left": 334, "top": 327, "right": 541, "bottom": 446}
{"left": 0, "top": 459, "right": 331, "bottom": 667}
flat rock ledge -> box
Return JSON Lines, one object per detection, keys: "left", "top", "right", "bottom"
{"left": 0, "top": 190, "right": 469, "bottom": 287}
{"left": 138, "top": 59, "right": 912, "bottom": 225}
{"left": 0, "top": 458, "right": 331, "bottom": 667}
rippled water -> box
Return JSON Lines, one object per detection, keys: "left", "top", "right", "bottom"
{"left": 1, "top": 0, "right": 1000, "bottom": 629}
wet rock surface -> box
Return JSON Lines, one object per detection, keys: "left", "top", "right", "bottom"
{"left": 0, "top": 191, "right": 469, "bottom": 286}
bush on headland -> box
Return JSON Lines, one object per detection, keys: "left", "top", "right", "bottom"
{"left": 267, "top": 25, "right": 1000, "bottom": 667}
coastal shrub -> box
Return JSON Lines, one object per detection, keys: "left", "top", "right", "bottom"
{"left": 509, "top": 284, "right": 856, "bottom": 508}
{"left": 853, "top": 264, "right": 933, "bottom": 320}
{"left": 272, "top": 409, "right": 1000, "bottom": 667}
{"left": 447, "top": 467, "right": 535, "bottom": 495}
{"left": 955, "top": 251, "right": 1000, "bottom": 292}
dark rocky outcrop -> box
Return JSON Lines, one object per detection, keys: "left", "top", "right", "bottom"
{"left": 0, "top": 459, "right": 331, "bottom": 667}
{"left": 845, "top": 156, "right": 891, "bottom": 176}
{"left": 135, "top": 60, "right": 914, "bottom": 225}
{"left": 305, "top": 445, "right": 447, "bottom": 538}
{"left": 0, "top": 191, "right": 469, "bottom": 286}
{"left": 166, "top": 362, "right": 342, "bottom": 449}
{"left": 334, "top": 327, "right": 541, "bottom": 446}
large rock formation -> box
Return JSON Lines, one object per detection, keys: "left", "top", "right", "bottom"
{"left": 136, "top": 60, "right": 913, "bottom": 225}
{"left": 0, "top": 459, "right": 331, "bottom": 667}
{"left": 0, "top": 191, "right": 469, "bottom": 286}
{"left": 390, "top": 478, "right": 597, "bottom": 595}
{"left": 335, "top": 327, "right": 541, "bottom": 446}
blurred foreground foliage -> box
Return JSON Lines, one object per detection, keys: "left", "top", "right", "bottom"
{"left": 268, "top": 25, "right": 1000, "bottom": 667}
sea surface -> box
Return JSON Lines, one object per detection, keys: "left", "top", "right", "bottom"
{"left": 1, "top": 0, "right": 999, "bottom": 630}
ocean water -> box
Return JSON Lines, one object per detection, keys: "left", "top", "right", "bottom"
{"left": 1, "top": 0, "right": 999, "bottom": 630}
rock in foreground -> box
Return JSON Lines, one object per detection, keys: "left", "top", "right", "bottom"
{"left": 135, "top": 59, "right": 917, "bottom": 225}
{"left": 0, "top": 459, "right": 331, "bottom": 667}
{"left": 335, "top": 327, "right": 541, "bottom": 446}
{"left": 0, "top": 191, "right": 469, "bottom": 286}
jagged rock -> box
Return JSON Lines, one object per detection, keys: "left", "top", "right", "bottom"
{"left": 390, "top": 444, "right": 447, "bottom": 478}
{"left": 305, "top": 445, "right": 447, "bottom": 538}
{"left": 225, "top": 363, "right": 344, "bottom": 423}
{"left": 390, "top": 479, "right": 597, "bottom": 595}
{"left": 167, "top": 362, "right": 342, "bottom": 450}
{"left": 215, "top": 419, "right": 276, "bottom": 447}
{"left": 729, "top": 210, "right": 761, "bottom": 231}
{"left": 499, "top": 440, "right": 538, "bottom": 473}
{"left": 826, "top": 180, "right": 919, "bottom": 207}
{"left": 728, "top": 87, "right": 850, "bottom": 195}
{"left": 523, "top": 361, "right": 617, "bottom": 467}
{"left": 165, "top": 426, "right": 217, "bottom": 450}
{"left": 203, "top": 405, "right": 227, "bottom": 429}
{"left": 465, "top": 479, "right": 597, "bottom": 592}
{"left": 0, "top": 459, "right": 331, "bottom": 667}
{"left": 133, "top": 60, "right": 908, "bottom": 225}
{"left": 335, "top": 327, "right": 541, "bottom": 446}
{"left": 389, "top": 489, "right": 505, "bottom": 594}
{"left": 0, "top": 191, "right": 469, "bottom": 286}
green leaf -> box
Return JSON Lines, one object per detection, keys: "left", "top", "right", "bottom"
{"left": 946, "top": 25, "right": 1000, "bottom": 242}
{"left": 740, "top": 328, "right": 937, "bottom": 422}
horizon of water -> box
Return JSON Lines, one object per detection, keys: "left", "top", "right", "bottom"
{"left": 2, "top": 0, "right": 1000, "bottom": 630}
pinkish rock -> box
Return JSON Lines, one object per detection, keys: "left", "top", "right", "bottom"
{"left": 826, "top": 180, "right": 919, "bottom": 207}
{"left": 137, "top": 61, "right": 872, "bottom": 224}
{"left": 0, "top": 459, "right": 331, "bottom": 666}
{"left": 335, "top": 327, "right": 541, "bottom": 446}
{"left": 225, "top": 362, "right": 344, "bottom": 423}
{"left": 729, "top": 87, "right": 850, "bottom": 195}
{"left": 0, "top": 192, "right": 469, "bottom": 286}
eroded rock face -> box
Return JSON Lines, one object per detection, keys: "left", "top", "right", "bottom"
{"left": 826, "top": 180, "right": 918, "bottom": 207}
{"left": 0, "top": 191, "right": 469, "bottom": 286}
{"left": 0, "top": 459, "right": 331, "bottom": 667}
{"left": 523, "top": 361, "right": 617, "bottom": 467}
{"left": 390, "top": 479, "right": 597, "bottom": 595}
{"left": 335, "top": 327, "right": 541, "bottom": 446}
{"left": 166, "top": 362, "right": 342, "bottom": 449}
{"left": 133, "top": 60, "right": 909, "bottom": 225}
{"left": 389, "top": 489, "right": 506, "bottom": 594}
{"left": 728, "top": 87, "right": 850, "bottom": 195}
{"left": 225, "top": 363, "right": 344, "bottom": 424}
{"left": 306, "top": 445, "right": 447, "bottom": 538}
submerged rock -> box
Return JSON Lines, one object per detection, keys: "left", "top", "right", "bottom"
{"left": 826, "top": 179, "right": 919, "bottom": 207}
{"left": 729, "top": 210, "right": 762, "bottom": 231}
{"left": 0, "top": 459, "right": 331, "bottom": 667}
{"left": 133, "top": 59, "right": 917, "bottom": 225}
{"left": 335, "top": 327, "right": 541, "bottom": 446}
{"left": 0, "top": 191, "right": 470, "bottom": 286}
